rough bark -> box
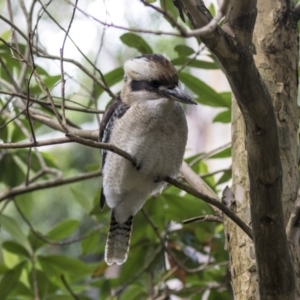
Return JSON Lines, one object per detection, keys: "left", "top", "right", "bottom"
{"left": 227, "top": 0, "right": 300, "bottom": 298}
{"left": 178, "top": 0, "right": 298, "bottom": 298}
{"left": 252, "top": 0, "right": 300, "bottom": 296}
{"left": 227, "top": 99, "right": 258, "bottom": 299}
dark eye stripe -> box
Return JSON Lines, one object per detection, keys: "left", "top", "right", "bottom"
{"left": 149, "top": 80, "right": 161, "bottom": 88}
{"left": 131, "top": 80, "right": 151, "bottom": 91}
{"left": 131, "top": 80, "right": 164, "bottom": 92}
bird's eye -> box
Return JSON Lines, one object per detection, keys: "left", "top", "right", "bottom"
{"left": 150, "top": 80, "right": 161, "bottom": 88}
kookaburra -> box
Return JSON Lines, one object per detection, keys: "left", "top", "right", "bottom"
{"left": 100, "top": 54, "right": 196, "bottom": 265}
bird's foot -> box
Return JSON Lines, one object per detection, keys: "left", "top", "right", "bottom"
{"left": 154, "top": 176, "right": 163, "bottom": 183}
{"left": 132, "top": 159, "right": 142, "bottom": 171}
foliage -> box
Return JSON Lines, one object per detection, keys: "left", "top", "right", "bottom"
{"left": 0, "top": 1, "right": 232, "bottom": 299}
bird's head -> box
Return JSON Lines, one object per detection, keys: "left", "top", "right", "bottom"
{"left": 121, "top": 54, "right": 197, "bottom": 106}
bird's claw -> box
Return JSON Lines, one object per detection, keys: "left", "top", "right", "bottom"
{"left": 154, "top": 176, "right": 162, "bottom": 183}
{"left": 132, "top": 160, "right": 142, "bottom": 171}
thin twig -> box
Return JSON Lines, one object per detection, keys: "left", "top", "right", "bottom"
{"left": 74, "top": 0, "right": 226, "bottom": 38}
{"left": 61, "top": 275, "right": 80, "bottom": 300}
{"left": 26, "top": 32, "right": 37, "bottom": 143}
{"left": 164, "top": 176, "right": 253, "bottom": 240}
{"left": 31, "top": 253, "right": 40, "bottom": 300}
{"left": 201, "top": 168, "right": 231, "bottom": 179}
{"left": 177, "top": 46, "right": 205, "bottom": 73}
{"left": 140, "top": 0, "right": 187, "bottom": 36}
{"left": 60, "top": 0, "right": 78, "bottom": 126}
{"left": 36, "top": 53, "right": 115, "bottom": 98}
{"left": 25, "top": 148, "right": 33, "bottom": 186}
{"left": 7, "top": 0, "right": 21, "bottom": 53}
{"left": 37, "top": 0, "right": 115, "bottom": 98}
{"left": 0, "top": 56, "right": 22, "bottom": 92}
{"left": 189, "top": 142, "right": 231, "bottom": 166}
{"left": 0, "top": 91, "right": 104, "bottom": 114}
{"left": 109, "top": 244, "right": 164, "bottom": 299}
{"left": 183, "top": 215, "right": 223, "bottom": 224}
{"left": 142, "top": 208, "right": 227, "bottom": 273}
{"left": 0, "top": 170, "right": 101, "bottom": 202}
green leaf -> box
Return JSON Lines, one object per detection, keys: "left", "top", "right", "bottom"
{"left": 120, "top": 33, "right": 153, "bottom": 54}
{"left": 46, "top": 219, "right": 79, "bottom": 241}
{"left": 30, "top": 75, "right": 61, "bottom": 94}
{"left": 35, "top": 65, "right": 49, "bottom": 76}
{"left": 38, "top": 255, "right": 92, "bottom": 276}
{"left": 219, "top": 91, "right": 232, "bottom": 106}
{"left": 44, "top": 74, "right": 61, "bottom": 89}
{"left": 28, "top": 269, "right": 57, "bottom": 299}
{"left": 0, "top": 153, "right": 25, "bottom": 187}
{"left": 94, "top": 67, "right": 124, "bottom": 98}
{"left": 179, "top": 72, "right": 230, "bottom": 108}
{"left": 213, "top": 110, "right": 231, "bottom": 123}
{"left": 120, "top": 283, "right": 147, "bottom": 299}
{"left": 0, "top": 30, "right": 12, "bottom": 42}
{"left": 172, "top": 57, "right": 219, "bottom": 69}
{"left": 209, "top": 3, "right": 216, "bottom": 17}
{"left": 71, "top": 188, "right": 93, "bottom": 213}
{"left": 0, "top": 117, "right": 8, "bottom": 142}
{"left": 105, "top": 67, "right": 124, "bottom": 86}
{"left": 217, "top": 170, "right": 232, "bottom": 185}
{"left": 160, "top": 0, "right": 181, "bottom": 23}
{"left": 81, "top": 232, "right": 99, "bottom": 255}
{"left": 11, "top": 122, "right": 27, "bottom": 142}
{"left": 28, "top": 230, "right": 46, "bottom": 251}
{"left": 0, "top": 214, "right": 31, "bottom": 251}
{"left": 17, "top": 149, "right": 41, "bottom": 172}
{"left": 210, "top": 147, "right": 231, "bottom": 159}
{"left": 9, "top": 281, "right": 33, "bottom": 298}
{"left": 174, "top": 45, "right": 194, "bottom": 56}
{"left": 162, "top": 192, "right": 211, "bottom": 222}
{"left": 0, "top": 261, "right": 26, "bottom": 299}
{"left": 41, "top": 152, "right": 58, "bottom": 168}
{"left": 0, "top": 263, "right": 9, "bottom": 274}
{"left": 2, "top": 241, "right": 30, "bottom": 257}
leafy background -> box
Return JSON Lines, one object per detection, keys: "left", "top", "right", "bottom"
{"left": 0, "top": 0, "right": 232, "bottom": 299}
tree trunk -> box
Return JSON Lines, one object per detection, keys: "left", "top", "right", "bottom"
{"left": 225, "top": 98, "right": 258, "bottom": 299}
{"left": 228, "top": 0, "right": 300, "bottom": 298}
{"left": 177, "top": 0, "right": 299, "bottom": 298}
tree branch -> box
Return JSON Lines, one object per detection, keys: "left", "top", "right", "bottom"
{"left": 182, "top": 215, "right": 223, "bottom": 224}
{"left": 0, "top": 170, "right": 102, "bottom": 202}
{"left": 1, "top": 133, "right": 252, "bottom": 240}
{"left": 165, "top": 176, "right": 252, "bottom": 240}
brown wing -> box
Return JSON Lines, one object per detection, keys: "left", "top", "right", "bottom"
{"left": 99, "top": 97, "right": 130, "bottom": 209}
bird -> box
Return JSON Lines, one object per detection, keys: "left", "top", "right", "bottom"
{"left": 99, "top": 54, "right": 196, "bottom": 265}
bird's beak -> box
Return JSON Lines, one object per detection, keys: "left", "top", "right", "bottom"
{"left": 161, "top": 86, "right": 197, "bottom": 105}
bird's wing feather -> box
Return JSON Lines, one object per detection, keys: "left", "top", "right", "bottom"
{"left": 99, "top": 98, "right": 130, "bottom": 209}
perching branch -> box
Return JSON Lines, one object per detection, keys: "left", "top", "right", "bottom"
{"left": 165, "top": 176, "right": 252, "bottom": 240}
{"left": 0, "top": 133, "right": 252, "bottom": 239}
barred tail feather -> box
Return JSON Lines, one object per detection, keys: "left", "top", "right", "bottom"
{"left": 105, "top": 212, "right": 133, "bottom": 265}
